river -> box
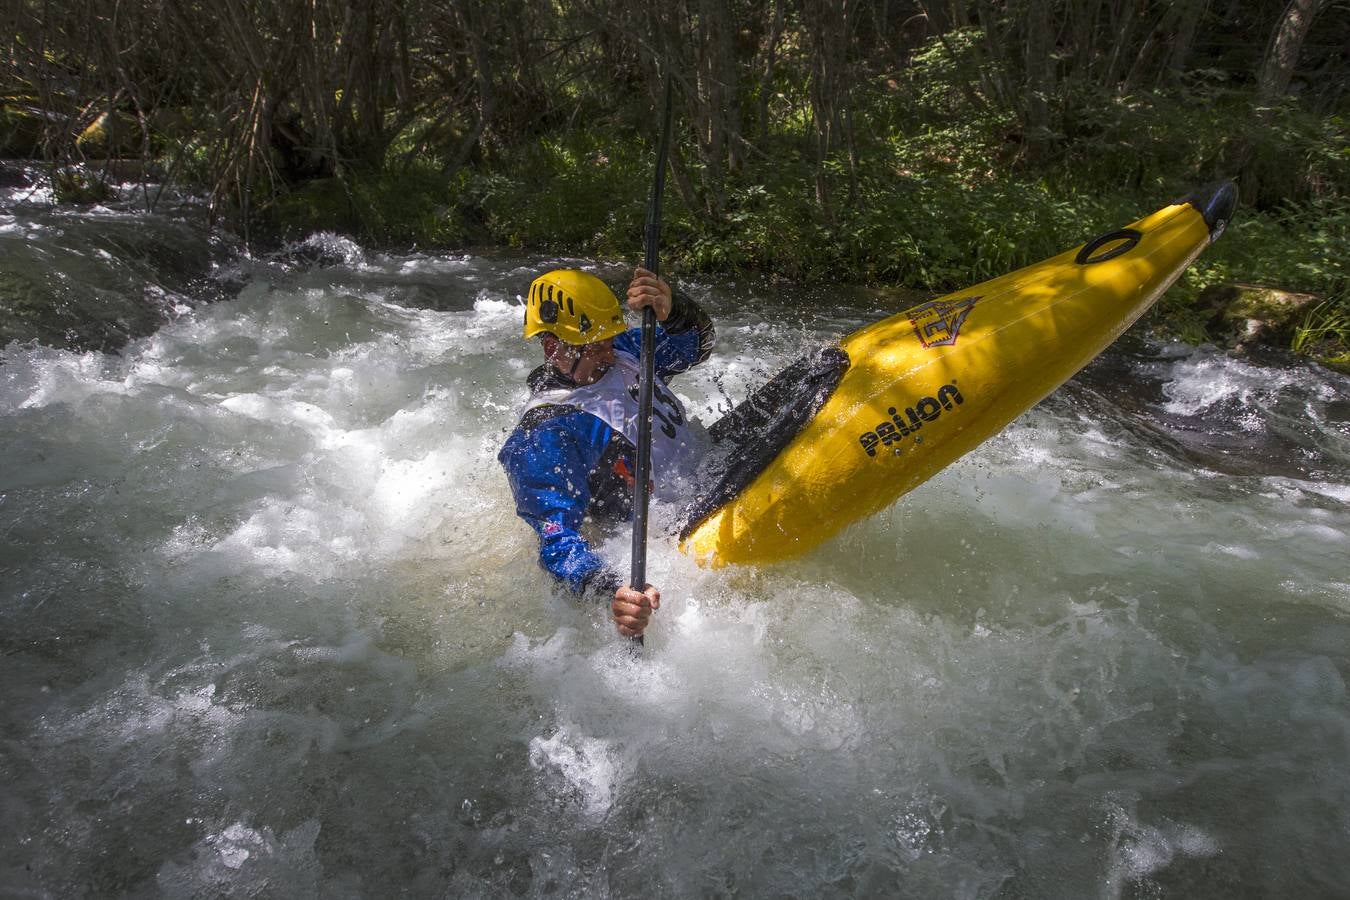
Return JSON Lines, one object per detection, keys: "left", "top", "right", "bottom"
{"left": 2, "top": 171, "right": 1348, "bottom": 897}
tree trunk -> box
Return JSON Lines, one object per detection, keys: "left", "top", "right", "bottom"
{"left": 444, "top": 11, "right": 494, "bottom": 178}
{"left": 1257, "top": 0, "right": 1327, "bottom": 104}
{"left": 804, "top": 0, "right": 854, "bottom": 221}
{"left": 1165, "top": 0, "right": 1208, "bottom": 80}
{"left": 1022, "top": 0, "right": 1055, "bottom": 164}
{"left": 973, "top": 0, "right": 1015, "bottom": 109}
{"left": 754, "top": 0, "right": 786, "bottom": 143}
{"left": 1065, "top": 0, "right": 1099, "bottom": 80}
{"left": 1238, "top": 0, "right": 1329, "bottom": 204}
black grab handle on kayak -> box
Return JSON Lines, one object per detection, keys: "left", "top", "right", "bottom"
{"left": 1075, "top": 228, "right": 1142, "bottom": 265}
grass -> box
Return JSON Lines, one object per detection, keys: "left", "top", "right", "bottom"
{"left": 1291, "top": 297, "right": 1350, "bottom": 372}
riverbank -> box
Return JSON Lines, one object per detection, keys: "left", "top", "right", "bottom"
{"left": 3, "top": 157, "right": 1346, "bottom": 372}
{"left": 258, "top": 160, "right": 1348, "bottom": 368}
{"left": 8, "top": 2, "right": 1346, "bottom": 370}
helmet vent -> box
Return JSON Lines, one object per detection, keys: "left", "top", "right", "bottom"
{"left": 523, "top": 269, "right": 624, "bottom": 344}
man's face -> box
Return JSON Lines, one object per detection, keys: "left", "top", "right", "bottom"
{"left": 543, "top": 337, "right": 616, "bottom": 385}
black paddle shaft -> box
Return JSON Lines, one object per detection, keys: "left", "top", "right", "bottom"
{"left": 629, "top": 73, "right": 674, "bottom": 604}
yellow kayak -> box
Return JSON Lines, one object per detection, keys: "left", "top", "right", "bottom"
{"left": 679, "top": 182, "right": 1237, "bottom": 568}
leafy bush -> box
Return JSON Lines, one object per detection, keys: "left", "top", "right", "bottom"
{"left": 265, "top": 163, "right": 468, "bottom": 248}
{"left": 469, "top": 133, "right": 649, "bottom": 254}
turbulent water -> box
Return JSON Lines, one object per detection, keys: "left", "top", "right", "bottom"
{"left": 3, "top": 176, "right": 1349, "bottom": 898}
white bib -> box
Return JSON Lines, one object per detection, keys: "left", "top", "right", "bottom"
{"left": 524, "top": 353, "right": 698, "bottom": 487}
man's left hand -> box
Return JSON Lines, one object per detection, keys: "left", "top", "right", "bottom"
{"left": 626, "top": 267, "right": 672, "bottom": 322}
{"left": 613, "top": 583, "right": 660, "bottom": 638}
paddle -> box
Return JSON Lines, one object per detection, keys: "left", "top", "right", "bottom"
{"left": 628, "top": 72, "right": 674, "bottom": 646}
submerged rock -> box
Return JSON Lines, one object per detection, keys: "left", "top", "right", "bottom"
{"left": 0, "top": 210, "right": 235, "bottom": 352}
{"left": 270, "top": 232, "right": 366, "bottom": 269}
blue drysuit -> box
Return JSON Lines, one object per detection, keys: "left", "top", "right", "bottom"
{"left": 499, "top": 291, "right": 714, "bottom": 595}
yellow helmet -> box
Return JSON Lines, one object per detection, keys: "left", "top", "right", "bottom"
{"left": 523, "top": 269, "right": 627, "bottom": 345}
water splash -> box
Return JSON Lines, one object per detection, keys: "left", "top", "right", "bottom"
{"left": 2, "top": 222, "right": 1348, "bottom": 895}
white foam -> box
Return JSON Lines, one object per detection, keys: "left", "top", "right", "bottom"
{"left": 157, "top": 820, "right": 323, "bottom": 897}
{"left": 1103, "top": 797, "right": 1220, "bottom": 888}
{"left": 4, "top": 245, "right": 1349, "bottom": 896}
{"left": 528, "top": 729, "right": 623, "bottom": 817}
{"left": 1203, "top": 542, "right": 1261, "bottom": 560}
{"left": 471, "top": 292, "right": 517, "bottom": 316}
{"left": 1155, "top": 349, "right": 1327, "bottom": 416}
{"left": 219, "top": 393, "right": 337, "bottom": 434}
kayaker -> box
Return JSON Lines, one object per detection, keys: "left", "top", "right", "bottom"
{"left": 498, "top": 267, "right": 715, "bottom": 638}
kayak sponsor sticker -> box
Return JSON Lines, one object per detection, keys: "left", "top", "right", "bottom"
{"left": 909, "top": 295, "right": 980, "bottom": 348}
{"left": 858, "top": 382, "right": 964, "bottom": 457}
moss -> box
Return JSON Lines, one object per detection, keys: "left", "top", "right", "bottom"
{"left": 75, "top": 110, "right": 143, "bottom": 157}
{"left": 1316, "top": 352, "right": 1350, "bottom": 375}
{"left": 1317, "top": 353, "right": 1350, "bottom": 375}
{"left": 1224, "top": 285, "right": 1318, "bottom": 326}
{"left": 53, "top": 169, "right": 115, "bottom": 204}
{"left": 1196, "top": 283, "right": 1320, "bottom": 346}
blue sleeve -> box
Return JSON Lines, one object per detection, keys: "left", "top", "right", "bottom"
{"left": 613, "top": 325, "right": 704, "bottom": 378}
{"left": 498, "top": 413, "right": 614, "bottom": 594}
{"left": 613, "top": 287, "right": 714, "bottom": 377}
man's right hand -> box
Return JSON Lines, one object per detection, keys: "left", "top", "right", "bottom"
{"left": 612, "top": 584, "right": 660, "bottom": 638}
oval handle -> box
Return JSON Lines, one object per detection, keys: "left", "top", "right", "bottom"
{"left": 1074, "top": 228, "right": 1142, "bottom": 265}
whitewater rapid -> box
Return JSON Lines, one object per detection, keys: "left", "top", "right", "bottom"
{"left": 2, "top": 199, "right": 1348, "bottom": 896}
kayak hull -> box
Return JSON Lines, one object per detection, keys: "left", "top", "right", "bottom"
{"left": 681, "top": 184, "right": 1236, "bottom": 568}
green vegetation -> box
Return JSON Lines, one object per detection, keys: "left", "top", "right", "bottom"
{"left": 268, "top": 164, "right": 471, "bottom": 249}
{"left": 1292, "top": 298, "right": 1350, "bottom": 373}
{"left": 4, "top": 0, "right": 1347, "bottom": 364}
{"left": 52, "top": 168, "right": 116, "bottom": 204}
